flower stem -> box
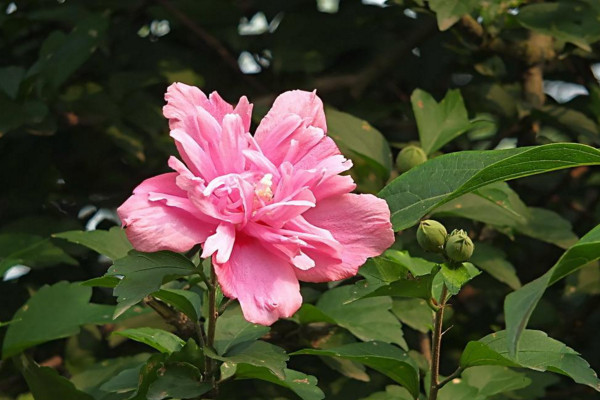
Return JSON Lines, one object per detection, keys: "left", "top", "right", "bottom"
{"left": 428, "top": 284, "right": 448, "bottom": 400}
{"left": 205, "top": 263, "right": 219, "bottom": 395}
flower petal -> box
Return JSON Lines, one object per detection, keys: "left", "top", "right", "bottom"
{"left": 256, "top": 90, "right": 326, "bottom": 137}
{"left": 295, "top": 193, "right": 394, "bottom": 282}
{"left": 215, "top": 236, "right": 302, "bottom": 325}
{"left": 202, "top": 222, "right": 236, "bottom": 264}
{"left": 117, "top": 173, "right": 217, "bottom": 253}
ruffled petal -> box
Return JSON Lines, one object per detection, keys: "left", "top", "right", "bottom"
{"left": 117, "top": 173, "right": 217, "bottom": 253}
{"left": 214, "top": 236, "right": 302, "bottom": 325}
{"left": 295, "top": 193, "right": 394, "bottom": 282}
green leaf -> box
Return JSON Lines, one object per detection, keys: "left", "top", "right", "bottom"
{"left": 154, "top": 289, "right": 202, "bottom": 322}
{"left": 53, "top": 227, "right": 133, "bottom": 261}
{"left": 81, "top": 276, "right": 120, "bottom": 288}
{"left": 439, "top": 262, "right": 481, "bottom": 295}
{"left": 293, "top": 342, "right": 419, "bottom": 398}
{"left": 460, "top": 330, "right": 600, "bottom": 391}
{"left": 411, "top": 89, "right": 471, "bottom": 154}
{"left": 470, "top": 244, "right": 521, "bottom": 290}
{"left": 0, "top": 66, "right": 25, "bottom": 98}
{"left": 428, "top": 0, "right": 478, "bottom": 30}
{"left": 361, "top": 274, "right": 434, "bottom": 301}
{"left": 433, "top": 182, "right": 578, "bottom": 248}
{"left": 71, "top": 354, "right": 150, "bottom": 399}
{"left": 206, "top": 340, "right": 288, "bottom": 380}
{"left": 146, "top": 363, "right": 210, "bottom": 400}
{"left": 505, "top": 224, "right": 600, "bottom": 357}
{"left": 113, "top": 327, "right": 185, "bottom": 354}
{"left": 317, "top": 285, "right": 407, "bottom": 349}
{"left": 516, "top": 0, "right": 600, "bottom": 52}
{"left": 0, "top": 233, "right": 78, "bottom": 276}
{"left": 107, "top": 251, "right": 197, "bottom": 317}
{"left": 359, "top": 385, "right": 413, "bottom": 400}
{"left": 234, "top": 364, "right": 325, "bottom": 400}
{"left": 213, "top": 303, "right": 269, "bottom": 355}
{"left": 99, "top": 365, "right": 143, "bottom": 394}
{"left": 461, "top": 366, "right": 531, "bottom": 397}
{"left": 28, "top": 15, "right": 109, "bottom": 90}
{"left": 391, "top": 298, "right": 434, "bottom": 333}
{"left": 14, "top": 354, "right": 93, "bottom": 400}
{"left": 326, "top": 108, "right": 393, "bottom": 178}
{"left": 2, "top": 281, "right": 115, "bottom": 359}
{"left": 380, "top": 143, "right": 600, "bottom": 231}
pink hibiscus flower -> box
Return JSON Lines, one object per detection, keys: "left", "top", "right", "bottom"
{"left": 117, "top": 83, "right": 395, "bottom": 325}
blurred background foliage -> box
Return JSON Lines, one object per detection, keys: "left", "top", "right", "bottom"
{"left": 1, "top": 0, "right": 600, "bottom": 399}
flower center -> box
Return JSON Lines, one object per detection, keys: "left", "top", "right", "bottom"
{"left": 254, "top": 173, "right": 274, "bottom": 203}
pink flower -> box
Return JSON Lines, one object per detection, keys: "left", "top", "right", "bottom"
{"left": 118, "top": 83, "right": 395, "bottom": 325}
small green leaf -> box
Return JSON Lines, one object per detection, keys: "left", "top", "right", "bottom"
{"left": 53, "top": 227, "right": 133, "bottom": 261}
{"left": 107, "top": 251, "right": 197, "bottom": 317}
{"left": 462, "top": 366, "right": 532, "bottom": 397}
{"left": 439, "top": 262, "right": 481, "bottom": 295}
{"left": 381, "top": 143, "right": 600, "bottom": 231}
{"left": 113, "top": 328, "right": 185, "bottom": 354}
{"left": 154, "top": 288, "right": 202, "bottom": 322}
{"left": 461, "top": 330, "right": 600, "bottom": 391}
{"left": 411, "top": 89, "right": 471, "bottom": 154}
{"left": 428, "top": 0, "right": 478, "bottom": 30}
{"left": 391, "top": 298, "right": 434, "bottom": 333}
{"left": 505, "top": 224, "right": 600, "bottom": 357}
{"left": 2, "top": 281, "right": 115, "bottom": 359}
{"left": 362, "top": 274, "right": 434, "bottom": 301}
{"left": 293, "top": 342, "right": 420, "bottom": 398}
{"left": 235, "top": 365, "right": 325, "bottom": 400}
{"left": 213, "top": 303, "right": 269, "bottom": 355}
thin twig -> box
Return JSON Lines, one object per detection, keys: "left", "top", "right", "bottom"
{"left": 428, "top": 285, "right": 449, "bottom": 400}
{"left": 205, "top": 264, "right": 219, "bottom": 395}
{"left": 437, "top": 367, "right": 464, "bottom": 389}
{"left": 156, "top": 0, "right": 268, "bottom": 93}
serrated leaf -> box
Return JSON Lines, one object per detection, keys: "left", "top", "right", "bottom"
{"left": 213, "top": 303, "right": 269, "bottom": 355}
{"left": 317, "top": 285, "right": 407, "bottom": 349}
{"left": 2, "top": 281, "right": 115, "bottom": 359}
{"left": 293, "top": 342, "right": 420, "bottom": 398}
{"left": 15, "top": 354, "right": 93, "bottom": 400}
{"left": 146, "top": 363, "right": 210, "bottom": 400}
{"left": 107, "top": 251, "right": 197, "bottom": 317}
{"left": 235, "top": 365, "right": 325, "bottom": 400}
{"left": 113, "top": 328, "right": 185, "bottom": 354}
{"left": 206, "top": 340, "right": 288, "bottom": 380}
{"left": 439, "top": 262, "right": 481, "bottom": 295}
{"left": 505, "top": 224, "right": 600, "bottom": 357}
{"left": 326, "top": 108, "right": 392, "bottom": 179}
{"left": 154, "top": 288, "right": 202, "bottom": 322}
{"left": 380, "top": 143, "right": 600, "bottom": 231}
{"left": 460, "top": 330, "right": 600, "bottom": 391}
{"left": 53, "top": 227, "right": 132, "bottom": 261}
{"left": 411, "top": 89, "right": 471, "bottom": 154}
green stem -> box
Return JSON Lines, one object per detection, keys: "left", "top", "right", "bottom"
{"left": 428, "top": 285, "right": 448, "bottom": 400}
{"left": 205, "top": 264, "right": 219, "bottom": 395}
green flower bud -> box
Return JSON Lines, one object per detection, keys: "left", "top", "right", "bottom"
{"left": 417, "top": 220, "right": 447, "bottom": 253}
{"left": 445, "top": 229, "right": 474, "bottom": 262}
{"left": 396, "top": 145, "right": 427, "bottom": 173}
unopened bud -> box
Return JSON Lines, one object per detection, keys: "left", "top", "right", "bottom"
{"left": 396, "top": 145, "right": 427, "bottom": 173}
{"left": 417, "top": 220, "right": 447, "bottom": 253}
{"left": 445, "top": 229, "right": 474, "bottom": 262}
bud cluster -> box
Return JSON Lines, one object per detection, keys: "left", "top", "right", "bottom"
{"left": 396, "top": 145, "right": 427, "bottom": 173}
{"left": 416, "top": 219, "right": 474, "bottom": 263}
